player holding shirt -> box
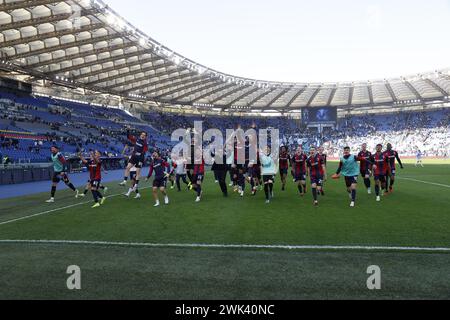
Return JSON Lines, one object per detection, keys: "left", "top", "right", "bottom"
{"left": 279, "top": 146, "right": 291, "bottom": 191}
{"left": 372, "top": 144, "right": 391, "bottom": 202}
{"left": 119, "top": 130, "right": 148, "bottom": 189}
{"left": 384, "top": 143, "right": 404, "bottom": 194}
{"left": 333, "top": 147, "right": 367, "bottom": 207}
{"left": 147, "top": 151, "right": 170, "bottom": 207}
{"left": 358, "top": 143, "right": 373, "bottom": 194}
{"left": 79, "top": 151, "right": 105, "bottom": 208}
{"left": 292, "top": 147, "right": 308, "bottom": 197}
{"left": 307, "top": 147, "right": 327, "bottom": 206}
{"left": 46, "top": 146, "right": 79, "bottom": 203}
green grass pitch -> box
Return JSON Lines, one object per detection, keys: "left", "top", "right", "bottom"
{"left": 0, "top": 161, "right": 449, "bottom": 300}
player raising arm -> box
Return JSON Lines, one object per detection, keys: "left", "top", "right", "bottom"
{"left": 119, "top": 130, "right": 148, "bottom": 189}
{"left": 333, "top": 146, "right": 370, "bottom": 207}
{"left": 46, "top": 146, "right": 79, "bottom": 203}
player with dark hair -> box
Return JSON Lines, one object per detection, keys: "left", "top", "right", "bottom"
{"left": 358, "top": 143, "right": 373, "bottom": 194}
{"left": 279, "top": 146, "right": 291, "bottom": 191}
{"left": 292, "top": 146, "right": 308, "bottom": 197}
{"left": 46, "top": 146, "right": 79, "bottom": 203}
{"left": 384, "top": 143, "right": 404, "bottom": 194}
{"left": 372, "top": 144, "right": 391, "bottom": 202}
{"left": 119, "top": 130, "right": 148, "bottom": 190}
{"left": 147, "top": 150, "right": 170, "bottom": 207}
{"left": 307, "top": 147, "right": 327, "bottom": 206}
{"left": 79, "top": 150, "right": 105, "bottom": 208}
{"left": 318, "top": 146, "right": 328, "bottom": 196}
{"left": 190, "top": 147, "right": 205, "bottom": 203}
{"left": 333, "top": 146, "right": 368, "bottom": 207}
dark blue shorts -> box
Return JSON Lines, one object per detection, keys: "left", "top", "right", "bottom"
{"left": 294, "top": 173, "right": 307, "bottom": 182}
{"left": 153, "top": 177, "right": 167, "bottom": 188}
{"left": 310, "top": 175, "right": 323, "bottom": 186}
{"left": 345, "top": 176, "right": 358, "bottom": 187}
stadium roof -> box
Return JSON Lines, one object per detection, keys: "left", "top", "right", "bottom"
{"left": 0, "top": 0, "right": 450, "bottom": 111}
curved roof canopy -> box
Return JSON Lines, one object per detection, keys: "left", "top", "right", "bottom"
{"left": 0, "top": 0, "right": 449, "bottom": 111}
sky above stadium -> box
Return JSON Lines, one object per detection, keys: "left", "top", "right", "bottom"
{"left": 105, "top": 0, "right": 450, "bottom": 83}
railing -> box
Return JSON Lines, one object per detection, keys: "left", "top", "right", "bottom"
{"left": 1, "top": 162, "right": 52, "bottom": 169}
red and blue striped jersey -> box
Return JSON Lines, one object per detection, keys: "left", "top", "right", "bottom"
{"left": 279, "top": 152, "right": 290, "bottom": 169}
{"left": 128, "top": 133, "right": 148, "bottom": 156}
{"left": 372, "top": 152, "right": 389, "bottom": 175}
{"left": 293, "top": 153, "right": 308, "bottom": 174}
{"left": 307, "top": 154, "right": 325, "bottom": 177}
{"left": 358, "top": 151, "right": 373, "bottom": 171}
{"left": 384, "top": 150, "right": 401, "bottom": 170}
{"left": 87, "top": 159, "right": 102, "bottom": 181}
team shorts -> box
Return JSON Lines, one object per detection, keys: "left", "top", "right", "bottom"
{"left": 294, "top": 172, "right": 307, "bottom": 182}
{"left": 262, "top": 175, "right": 275, "bottom": 184}
{"left": 360, "top": 169, "right": 371, "bottom": 178}
{"left": 90, "top": 179, "right": 102, "bottom": 189}
{"left": 374, "top": 174, "right": 386, "bottom": 182}
{"left": 251, "top": 166, "right": 261, "bottom": 179}
{"left": 193, "top": 174, "right": 204, "bottom": 184}
{"left": 129, "top": 154, "right": 145, "bottom": 169}
{"left": 153, "top": 177, "right": 167, "bottom": 188}
{"left": 280, "top": 168, "right": 289, "bottom": 175}
{"left": 52, "top": 172, "right": 69, "bottom": 184}
{"left": 344, "top": 176, "right": 358, "bottom": 187}
{"left": 310, "top": 175, "right": 324, "bottom": 186}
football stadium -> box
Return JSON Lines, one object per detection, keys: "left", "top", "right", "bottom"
{"left": 0, "top": 0, "right": 449, "bottom": 303}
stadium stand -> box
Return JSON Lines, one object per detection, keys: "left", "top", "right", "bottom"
{"left": 0, "top": 91, "right": 172, "bottom": 164}
{"left": 2, "top": 87, "right": 449, "bottom": 170}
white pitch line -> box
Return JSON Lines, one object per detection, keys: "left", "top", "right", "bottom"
{"left": 398, "top": 177, "right": 450, "bottom": 188}
{"left": 0, "top": 239, "right": 450, "bottom": 253}
{"left": 0, "top": 186, "right": 152, "bottom": 226}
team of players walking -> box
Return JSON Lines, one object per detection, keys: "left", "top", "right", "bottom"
{"left": 46, "top": 130, "right": 404, "bottom": 208}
